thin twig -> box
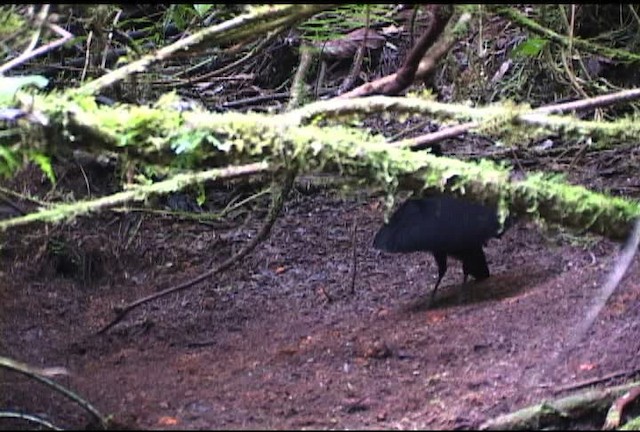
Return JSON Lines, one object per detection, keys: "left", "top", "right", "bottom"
{"left": 349, "top": 214, "right": 358, "bottom": 294}
{"left": 80, "top": 30, "right": 93, "bottom": 83}
{"left": 391, "top": 121, "right": 476, "bottom": 150}
{"left": 102, "top": 9, "right": 123, "bottom": 69}
{"left": 221, "top": 92, "right": 290, "bottom": 109}
{"left": 0, "top": 194, "right": 26, "bottom": 215}
{"left": 288, "top": 45, "right": 315, "bottom": 110}
{"left": 0, "top": 22, "right": 73, "bottom": 75}
{"left": 25, "top": 4, "right": 50, "bottom": 53}
{"left": 553, "top": 366, "right": 640, "bottom": 394}
{"left": 0, "top": 185, "right": 48, "bottom": 208}
{"left": 0, "top": 162, "right": 270, "bottom": 231}
{"left": 75, "top": 4, "right": 337, "bottom": 96}
{"left": 188, "top": 28, "right": 283, "bottom": 81}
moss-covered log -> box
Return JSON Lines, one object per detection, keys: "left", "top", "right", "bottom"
{"left": 11, "top": 92, "right": 640, "bottom": 241}
{"left": 479, "top": 381, "right": 640, "bottom": 430}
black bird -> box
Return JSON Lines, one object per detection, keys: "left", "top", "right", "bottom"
{"left": 373, "top": 196, "right": 510, "bottom": 302}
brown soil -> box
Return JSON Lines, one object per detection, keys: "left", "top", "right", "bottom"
{"left": 1, "top": 152, "right": 640, "bottom": 430}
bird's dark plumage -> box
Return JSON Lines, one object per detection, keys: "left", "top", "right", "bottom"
{"left": 373, "top": 196, "right": 509, "bottom": 302}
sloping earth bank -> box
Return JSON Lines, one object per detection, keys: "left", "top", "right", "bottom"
{"left": 1, "top": 153, "right": 640, "bottom": 429}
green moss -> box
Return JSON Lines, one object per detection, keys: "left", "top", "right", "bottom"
{"left": 0, "top": 7, "right": 25, "bottom": 38}
{"left": 18, "top": 92, "right": 640, "bottom": 240}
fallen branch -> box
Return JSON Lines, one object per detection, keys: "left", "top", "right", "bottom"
{"left": 0, "top": 162, "right": 270, "bottom": 231}
{"left": 97, "top": 168, "right": 296, "bottom": 334}
{"left": 381, "top": 5, "right": 452, "bottom": 95}
{"left": 338, "top": 5, "right": 455, "bottom": 98}
{"left": 389, "top": 87, "right": 640, "bottom": 150}
{"left": 603, "top": 386, "right": 640, "bottom": 430}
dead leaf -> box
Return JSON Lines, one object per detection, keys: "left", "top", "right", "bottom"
{"left": 158, "top": 416, "right": 178, "bottom": 426}
{"left": 578, "top": 363, "right": 596, "bottom": 371}
{"left": 275, "top": 266, "right": 287, "bottom": 274}
{"left": 316, "top": 28, "right": 386, "bottom": 59}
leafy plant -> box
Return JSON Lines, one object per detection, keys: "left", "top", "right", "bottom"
{"left": 193, "top": 4, "right": 213, "bottom": 18}
{"left": 511, "top": 37, "right": 548, "bottom": 58}
{"left": 298, "top": 4, "right": 395, "bottom": 44}
{"left": 0, "top": 75, "right": 55, "bottom": 182}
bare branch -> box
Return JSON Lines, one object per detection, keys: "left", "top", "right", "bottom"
{"left": 74, "top": 4, "right": 338, "bottom": 96}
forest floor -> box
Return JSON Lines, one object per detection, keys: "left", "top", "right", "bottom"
{"left": 2, "top": 141, "right": 640, "bottom": 430}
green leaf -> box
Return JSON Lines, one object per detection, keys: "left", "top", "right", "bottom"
{"left": 30, "top": 152, "right": 56, "bottom": 184}
{"left": 511, "top": 37, "right": 547, "bottom": 58}
{"left": 193, "top": 4, "right": 213, "bottom": 16}
{"left": 196, "top": 184, "right": 206, "bottom": 206}
{"left": 171, "top": 130, "right": 207, "bottom": 154}
{"left": 0, "top": 145, "right": 19, "bottom": 176}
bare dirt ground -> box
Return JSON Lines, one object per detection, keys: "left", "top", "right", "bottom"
{"left": 1, "top": 145, "right": 640, "bottom": 430}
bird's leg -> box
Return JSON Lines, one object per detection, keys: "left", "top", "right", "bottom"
{"left": 461, "top": 260, "right": 471, "bottom": 285}
{"left": 460, "top": 248, "right": 490, "bottom": 303}
{"left": 460, "top": 271, "right": 470, "bottom": 304}
{"left": 431, "top": 252, "right": 448, "bottom": 304}
{"left": 462, "top": 247, "right": 490, "bottom": 282}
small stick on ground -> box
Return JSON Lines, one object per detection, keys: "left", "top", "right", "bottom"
{"left": 350, "top": 215, "right": 358, "bottom": 294}
{"left": 554, "top": 367, "right": 640, "bottom": 394}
